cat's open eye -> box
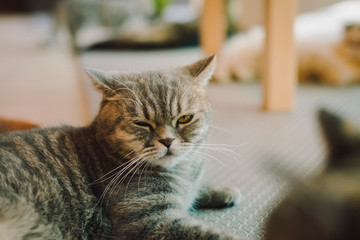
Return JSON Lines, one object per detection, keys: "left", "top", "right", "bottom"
{"left": 177, "top": 114, "right": 194, "bottom": 125}
{"left": 134, "top": 121, "right": 153, "bottom": 130}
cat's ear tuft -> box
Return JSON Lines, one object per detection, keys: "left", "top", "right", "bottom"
{"left": 185, "top": 54, "right": 217, "bottom": 87}
{"left": 84, "top": 67, "right": 114, "bottom": 93}
{"left": 318, "top": 108, "right": 360, "bottom": 167}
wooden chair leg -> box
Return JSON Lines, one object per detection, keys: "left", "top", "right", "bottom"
{"left": 262, "top": 0, "right": 298, "bottom": 112}
{"left": 199, "top": 0, "right": 226, "bottom": 56}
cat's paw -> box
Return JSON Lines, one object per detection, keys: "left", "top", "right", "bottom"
{"left": 212, "top": 186, "right": 241, "bottom": 208}
{"left": 196, "top": 186, "right": 241, "bottom": 209}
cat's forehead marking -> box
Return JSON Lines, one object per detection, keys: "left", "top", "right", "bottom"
{"left": 125, "top": 74, "right": 198, "bottom": 124}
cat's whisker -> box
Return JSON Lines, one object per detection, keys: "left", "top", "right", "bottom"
{"left": 181, "top": 143, "right": 240, "bottom": 159}
{"left": 191, "top": 150, "right": 229, "bottom": 168}
{"left": 92, "top": 160, "right": 130, "bottom": 186}
{"left": 195, "top": 144, "right": 240, "bottom": 151}
{"left": 184, "top": 142, "right": 246, "bottom": 160}
{"left": 108, "top": 156, "right": 144, "bottom": 184}
{"left": 137, "top": 158, "right": 153, "bottom": 190}
{"left": 195, "top": 145, "right": 241, "bottom": 159}
{"left": 91, "top": 150, "right": 135, "bottom": 185}
{"left": 100, "top": 151, "right": 154, "bottom": 206}
{"left": 196, "top": 142, "right": 247, "bottom": 148}
{"left": 100, "top": 164, "right": 138, "bottom": 207}
{"left": 208, "top": 124, "right": 232, "bottom": 132}
{"left": 190, "top": 151, "right": 216, "bottom": 168}
{"left": 124, "top": 159, "right": 149, "bottom": 197}
{"left": 97, "top": 156, "right": 142, "bottom": 207}
{"left": 196, "top": 148, "right": 239, "bottom": 161}
{"left": 116, "top": 156, "right": 148, "bottom": 184}
{"left": 198, "top": 144, "right": 247, "bottom": 163}
{"left": 110, "top": 158, "right": 147, "bottom": 201}
{"left": 138, "top": 148, "right": 173, "bottom": 183}
{"left": 97, "top": 165, "right": 130, "bottom": 207}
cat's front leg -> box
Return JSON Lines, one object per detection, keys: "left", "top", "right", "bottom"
{"left": 194, "top": 185, "right": 241, "bottom": 209}
{"left": 112, "top": 211, "right": 242, "bottom": 240}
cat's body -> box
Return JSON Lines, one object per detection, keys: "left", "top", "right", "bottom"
{"left": 0, "top": 55, "right": 240, "bottom": 239}
{"left": 264, "top": 109, "right": 360, "bottom": 240}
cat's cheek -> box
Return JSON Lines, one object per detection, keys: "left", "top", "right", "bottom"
{"left": 169, "top": 139, "right": 188, "bottom": 156}
{"left": 116, "top": 134, "right": 145, "bottom": 153}
{"left": 129, "top": 141, "right": 146, "bottom": 153}
{"left": 178, "top": 122, "right": 203, "bottom": 142}
{"left": 180, "top": 125, "right": 208, "bottom": 144}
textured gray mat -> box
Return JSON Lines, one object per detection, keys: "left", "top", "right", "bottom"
{"left": 194, "top": 84, "right": 360, "bottom": 239}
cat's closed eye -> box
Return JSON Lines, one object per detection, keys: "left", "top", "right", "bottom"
{"left": 133, "top": 121, "right": 153, "bottom": 130}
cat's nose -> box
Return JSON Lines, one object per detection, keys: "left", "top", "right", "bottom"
{"left": 158, "top": 137, "right": 175, "bottom": 148}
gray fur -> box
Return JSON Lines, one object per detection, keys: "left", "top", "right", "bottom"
{"left": 0, "top": 55, "right": 241, "bottom": 239}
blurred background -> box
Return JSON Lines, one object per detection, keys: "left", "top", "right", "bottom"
{"left": 1, "top": 0, "right": 360, "bottom": 239}
{"left": 1, "top": 0, "right": 359, "bottom": 124}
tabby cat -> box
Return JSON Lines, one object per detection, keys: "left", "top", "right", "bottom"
{"left": 0, "top": 55, "right": 241, "bottom": 239}
{"left": 264, "top": 109, "right": 360, "bottom": 240}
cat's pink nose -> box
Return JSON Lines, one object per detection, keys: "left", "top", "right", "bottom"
{"left": 158, "top": 138, "right": 175, "bottom": 148}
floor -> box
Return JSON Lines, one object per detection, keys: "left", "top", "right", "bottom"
{"left": 195, "top": 84, "right": 360, "bottom": 239}
{"left": 0, "top": 15, "right": 90, "bottom": 126}
{"left": 2, "top": 14, "right": 360, "bottom": 240}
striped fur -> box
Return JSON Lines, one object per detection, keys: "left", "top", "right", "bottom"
{"left": 0, "top": 55, "right": 241, "bottom": 239}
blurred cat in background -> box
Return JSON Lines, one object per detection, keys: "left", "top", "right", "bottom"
{"left": 264, "top": 109, "right": 360, "bottom": 240}
{"left": 298, "top": 24, "right": 360, "bottom": 85}
{"left": 215, "top": 23, "right": 360, "bottom": 85}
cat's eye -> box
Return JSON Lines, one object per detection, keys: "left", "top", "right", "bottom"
{"left": 177, "top": 114, "right": 193, "bottom": 125}
{"left": 134, "top": 121, "right": 153, "bottom": 129}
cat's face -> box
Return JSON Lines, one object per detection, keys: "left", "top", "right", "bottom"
{"left": 87, "top": 55, "right": 216, "bottom": 168}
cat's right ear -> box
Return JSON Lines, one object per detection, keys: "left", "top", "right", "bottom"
{"left": 84, "top": 67, "right": 115, "bottom": 94}
{"left": 318, "top": 109, "right": 360, "bottom": 167}
{"left": 184, "top": 54, "right": 217, "bottom": 87}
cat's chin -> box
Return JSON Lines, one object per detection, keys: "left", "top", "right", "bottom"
{"left": 151, "top": 153, "right": 186, "bottom": 169}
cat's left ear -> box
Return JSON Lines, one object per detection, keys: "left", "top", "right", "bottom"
{"left": 84, "top": 67, "right": 117, "bottom": 94}
{"left": 184, "top": 54, "right": 216, "bottom": 87}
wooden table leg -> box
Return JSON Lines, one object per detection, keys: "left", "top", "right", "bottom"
{"left": 262, "top": 0, "right": 298, "bottom": 112}
{"left": 199, "top": 0, "right": 226, "bottom": 56}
